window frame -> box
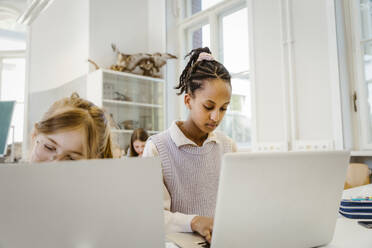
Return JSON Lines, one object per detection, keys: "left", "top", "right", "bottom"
{"left": 218, "top": 3, "right": 248, "bottom": 65}
{"left": 185, "top": 20, "right": 210, "bottom": 56}
{"left": 182, "top": 0, "right": 229, "bottom": 20}
{"left": 347, "top": 0, "right": 372, "bottom": 150}
{"left": 0, "top": 50, "right": 26, "bottom": 144}
{"left": 178, "top": 0, "right": 246, "bottom": 57}
{"left": 178, "top": 0, "right": 251, "bottom": 147}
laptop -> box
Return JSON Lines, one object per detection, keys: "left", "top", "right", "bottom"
{"left": 0, "top": 157, "right": 164, "bottom": 248}
{"left": 167, "top": 151, "right": 350, "bottom": 248}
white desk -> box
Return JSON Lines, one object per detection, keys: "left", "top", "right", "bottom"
{"left": 324, "top": 184, "right": 372, "bottom": 248}
{"left": 166, "top": 184, "right": 372, "bottom": 248}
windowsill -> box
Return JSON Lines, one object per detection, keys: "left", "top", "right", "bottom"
{"left": 237, "top": 146, "right": 251, "bottom": 152}
{"left": 351, "top": 150, "right": 372, "bottom": 156}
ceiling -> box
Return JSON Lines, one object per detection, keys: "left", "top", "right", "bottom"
{"left": 0, "top": 0, "right": 28, "bottom": 32}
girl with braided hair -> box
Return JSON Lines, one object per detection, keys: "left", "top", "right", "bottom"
{"left": 143, "top": 47, "right": 237, "bottom": 243}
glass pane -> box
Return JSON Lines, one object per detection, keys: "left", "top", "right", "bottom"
{"left": 6, "top": 103, "right": 24, "bottom": 144}
{"left": 368, "top": 83, "right": 372, "bottom": 141}
{"left": 360, "top": 0, "right": 372, "bottom": 40}
{"left": 188, "top": 24, "right": 210, "bottom": 51}
{"left": 0, "top": 37, "right": 26, "bottom": 51}
{"left": 364, "top": 42, "right": 372, "bottom": 82}
{"left": 219, "top": 78, "right": 251, "bottom": 146}
{"left": 1, "top": 58, "right": 25, "bottom": 101}
{"left": 102, "top": 72, "right": 163, "bottom": 106}
{"left": 1, "top": 58, "right": 25, "bottom": 144}
{"left": 219, "top": 7, "right": 251, "bottom": 147}
{"left": 186, "top": 0, "right": 224, "bottom": 17}
{"left": 101, "top": 72, "right": 164, "bottom": 152}
{"left": 363, "top": 42, "right": 372, "bottom": 142}
{"left": 221, "top": 7, "right": 249, "bottom": 74}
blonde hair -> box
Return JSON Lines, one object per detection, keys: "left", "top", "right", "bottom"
{"left": 34, "top": 93, "right": 113, "bottom": 159}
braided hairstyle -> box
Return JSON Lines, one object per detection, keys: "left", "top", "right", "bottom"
{"left": 175, "top": 47, "right": 231, "bottom": 96}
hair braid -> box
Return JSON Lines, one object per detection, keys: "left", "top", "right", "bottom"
{"left": 174, "top": 47, "right": 231, "bottom": 96}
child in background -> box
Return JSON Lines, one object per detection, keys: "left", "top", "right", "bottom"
{"left": 128, "top": 128, "right": 149, "bottom": 157}
{"left": 30, "top": 93, "right": 114, "bottom": 162}
{"left": 143, "top": 47, "right": 237, "bottom": 243}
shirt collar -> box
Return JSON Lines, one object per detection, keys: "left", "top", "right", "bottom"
{"left": 169, "top": 121, "right": 220, "bottom": 147}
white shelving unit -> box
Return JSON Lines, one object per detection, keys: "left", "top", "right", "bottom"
{"left": 103, "top": 99, "right": 162, "bottom": 108}
{"left": 87, "top": 69, "right": 165, "bottom": 153}
{"left": 111, "top": 129, "right": 160, "bottom": 135}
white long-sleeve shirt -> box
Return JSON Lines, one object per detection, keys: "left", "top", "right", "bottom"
{"left": 142, "top": 121, "right": 237, "bottom": 233}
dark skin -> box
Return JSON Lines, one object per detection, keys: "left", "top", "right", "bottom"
{"left": 177, "top": 78, "right": 232, "bottom": 242}
{"left": 177, "top": 120, "right": 208, "bottom": 146}
{"left": 177, "top": 79, "right": 232, "bottom": 146}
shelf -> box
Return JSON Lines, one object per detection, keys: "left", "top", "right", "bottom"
{"left": 87, "top": 67, "right": 165, "bottom": 152}
{"left": 101, "top": 69, "right": 165, "bottom": 83}
{"left": 351, "top": 151, "right": 372, "bottom": 157}
{"left": 103, "top": 99, "right": 162, "bottom": 108}
{"left": 111, "top": 129, "right": 160, "bottom": 134}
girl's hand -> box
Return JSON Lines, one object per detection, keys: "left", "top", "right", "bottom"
{"left": 191, "top": 216, "right": 214, "bottom": 243}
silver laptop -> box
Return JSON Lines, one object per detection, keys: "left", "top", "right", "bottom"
{"left": 212, "top": 151, "right": 350, "bottom": 248}
{"left": 0, "top": 157, "right": 164, "bottom": 248}
{"left": 167, "top": 151, "right": 350, "bottom": 248}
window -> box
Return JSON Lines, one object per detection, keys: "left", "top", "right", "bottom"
{"left": 364, "top": 42, "right": 372, "bottom": 143}
{"left": 360, "top": 0, "right": 372, "bottom": 40}
{"left": 187, "top": 23, "right": 210, "bottom": 51}
{"left": 219, "top": 7, "right": 250, "bottom": 146}
{"left": 349, "top": 0, "right": 372, "bottom": 149}
{"left": 359, "top": 0, "right": 372, "bottom": 145}
{"left": 0, "top": 34, "right": 26, "bottom": 146}
{"left": 0, "top": 37, "right": 26, "bottom": 51}
{"left": 179, "top": 0, "right": 251, "bottom": 147}
{"left": 184, "top": 0, "right": 224, "bottom": 18}
{"left": 0, "top": 58, "right": 25, "bottom": 144}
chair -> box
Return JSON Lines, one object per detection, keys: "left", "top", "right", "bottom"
{"left": 344, "top": 163, "right": 371, "bottom": 189}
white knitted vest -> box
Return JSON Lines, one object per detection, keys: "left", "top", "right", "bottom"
{"left": 150, "top": 129, "right": 232, "bottom": 217}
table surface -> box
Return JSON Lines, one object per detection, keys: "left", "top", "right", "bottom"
{"left": 166, "top": 184, "right": 372, "bottom": 248}
{"left": 324, "top": 184, "right": 372, "bottom": 248}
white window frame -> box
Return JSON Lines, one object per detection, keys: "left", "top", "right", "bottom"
{"left": 177, "top": 0, "right": 250, "bottom": 147}
{"left": 178, "top": 0, "right": 246, "bottom": 61}
{"left": 0, "top": 50, "right": 26, "bottom": 144}
{"left": 217, "top": 3, "right": 248, "bottom": 64}
{"left": 185, "top": 20, "right": 210, "bottom": 55}
{"left": 0, "top": 50, "right": 25, "bottom": 96}
{"left": 347, "top": 0, "right": 372, "bottom": 150}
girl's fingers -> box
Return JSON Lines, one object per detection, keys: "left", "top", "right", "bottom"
{"left": 205, "top": 232, "right": 211, "bottom": 243}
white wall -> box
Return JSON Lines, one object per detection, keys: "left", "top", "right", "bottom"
{"left": 28, "top": 0, "right": 89, "bottom": 93}
{"left": 28, "top": 0, "right": 153, "bottom": 93}
{"left": 24, "top": 0, "right": 89, "bottom": 157}
{"left": 89, "top": 0, "right": 149, "bottom": 69}
{"left": 25, "top": 0, "right": 166, "bottom": 154}
{"left": 164, "top": 0, "right": 182, "bottom": 126}
{"left": 28, "top": 75, "right": 87, "bottom": 136}
{"left": 148, "top": 0, "right": 166, "bottom": 53}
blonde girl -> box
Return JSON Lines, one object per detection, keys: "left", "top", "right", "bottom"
{"left": 30, "top": 93, "right": 114, "bottom": 162}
